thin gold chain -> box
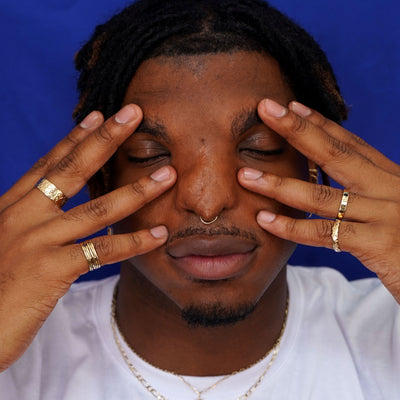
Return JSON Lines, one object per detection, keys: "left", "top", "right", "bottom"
{"left": 111, "top": 285, "right": 288, "bottom": 400}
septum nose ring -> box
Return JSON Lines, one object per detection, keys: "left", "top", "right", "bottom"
{"left": 200, "top": 216, "right": 219, "bottom": 225}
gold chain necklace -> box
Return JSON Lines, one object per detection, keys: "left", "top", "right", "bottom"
{"left": 111, "top": 285, "right": 288, "bottom": 400}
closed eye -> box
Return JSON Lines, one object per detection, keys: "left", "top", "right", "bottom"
{"left": 241, "top": 148, "right": 284, "bottom": 157}
{"left": 128, "top": 153, "right": 170, "bottom": 164}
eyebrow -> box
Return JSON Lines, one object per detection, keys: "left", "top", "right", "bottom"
{"left": 135, "top": 118, "right": 170, "bottom": 142}
{"left": 230, "top": 108, "right": 264, "bottom": 138}
{"left": 135, "top": 108, "right": 263, "bottom": 141}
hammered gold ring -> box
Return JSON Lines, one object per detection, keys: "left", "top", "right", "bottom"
{"left": 81, "top": 241, "right": 102, "bottom": 271}
{"left": 36, "top": 177, "right": 68, "bottom": 208}
{"left": 331, "top": 219, "right": 342, "bottom": 252}
{"left": 337, "top": 190, "right": 349, "bottom": 220}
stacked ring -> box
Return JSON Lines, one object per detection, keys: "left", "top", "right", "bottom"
{"left": 331, "top": 190, "right": 350, "bottom": 252}
{"left": 81, "top": 241, "right": 102, "bottom": 271}
{"left": 36, "top": 177, "right": 68, "bottom": 208}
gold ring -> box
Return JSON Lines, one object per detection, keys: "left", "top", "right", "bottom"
{"left": 81, "top": 241, "right": 102, "bottom": 271}
{"left": 200, "top": 216, "right": 218, "bottom": 225}
{"left": 36, "top": 178, "right": 68, "bottom": 208}
{"left": 331, "top": 219, "right": 342, "bottom": 252}
{"left": 337, "top": 190, "right": 349, "bottom": 220}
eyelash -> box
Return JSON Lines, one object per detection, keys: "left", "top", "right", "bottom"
{"left": 127, "top": 148, "right": 283, "bottom": 164}
{"left": 128, "top": 154, "right": 169, "bottom": 164}
{"left": 241, "top": 148, "right": 284, "bottom": 156}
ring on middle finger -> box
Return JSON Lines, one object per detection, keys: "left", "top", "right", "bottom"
{"left": 336, "top": 190, "right": 349, "bottom": 220}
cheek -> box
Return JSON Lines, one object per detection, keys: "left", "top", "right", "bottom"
{"left": 115, "top": 190, "right": 174, "bottom": 234}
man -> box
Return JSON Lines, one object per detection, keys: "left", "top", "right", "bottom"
{"left": 0, "top": 0, "right": 399, "bottom": 399}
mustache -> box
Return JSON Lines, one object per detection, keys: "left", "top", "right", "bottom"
{"left": 168, "top": 225, "right": 258, "bottom": 244}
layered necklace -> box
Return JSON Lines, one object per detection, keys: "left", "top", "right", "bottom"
{"left": 111, "top": 286, "right": 288, "bottom": 400}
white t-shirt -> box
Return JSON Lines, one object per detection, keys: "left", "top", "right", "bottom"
{"left": 1, "top": 266, "right": 399, "bottom": 400}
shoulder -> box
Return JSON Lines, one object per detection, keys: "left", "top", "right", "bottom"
{"left": 287, "top": 265, "right": 389, "bottom": 302}
{"left": 287, "top": 265, "right": 399, "bottom": 351}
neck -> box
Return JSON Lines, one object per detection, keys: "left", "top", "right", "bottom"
{"left": 116, "top": 261, "right": 288, "bottom": 376}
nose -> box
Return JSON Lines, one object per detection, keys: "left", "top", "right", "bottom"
{"left": 174, "top": 152, "right": 237, "bottom": 220}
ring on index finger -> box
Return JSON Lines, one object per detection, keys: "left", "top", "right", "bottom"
{"left": 81, "top": 241, "right": 102, "bottom": 271}
{"left": 36, "top": 177, "right": 68, "bottom": 208}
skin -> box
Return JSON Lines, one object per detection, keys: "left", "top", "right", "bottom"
{"left": 114, "top": 52, "right": 307, "bottom": 375}
{"left": 0, "top": 50, "right": 399, "bottom": 375}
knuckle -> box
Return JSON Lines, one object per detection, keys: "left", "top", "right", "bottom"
{"left": 55, "top": 149, "right": 84, "bottom": 175}
{"left": 316, "top": 219, "right": 332, "bottom": 239}
{"left": 128, "top": 232, "right": 144, "bottom": 250}
{"left": 31, "top": 155, "right": 51, "bottom": 172}
{"left": 129, "top": 181, "right": 147, "bottom": 201}
{"left": 270, "top": 174, "right": 284, "bottom": 189}
{"left": 285, "top": 218, "right": 298, "bottom": 236}
{"left": 64, "top": 130, "right": 82, "bottom": 147}
{"left": 317, "top": 115, "right": 330, "bottom": 130}
{"left": 95, "top": 124, "right": 114, "bottom": 143}
{"left": 327, "top": 136, "right": 353, "bottom": 160}
{"left": 93, "top": 237, "right": 113, "bottom": 259}
{"left": 312, "top": 185, "right": 334, "bottom": 205}
{"left": 85, "top": 197, "right": 109, "bottom": 220}
{"left": 291, "top": 114, "right": 309, "bottom": 133}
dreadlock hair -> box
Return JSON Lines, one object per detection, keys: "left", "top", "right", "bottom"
{"left": 74, "top": 0, "right": 348, "bottom": 198}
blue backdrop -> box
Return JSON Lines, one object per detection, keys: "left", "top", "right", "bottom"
{"left": 1, "top": 0, "right": 399, "bottom": 281}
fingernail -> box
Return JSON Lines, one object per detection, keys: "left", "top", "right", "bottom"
{"left": 258, "top": 210, "right": 276, "bottom": 224}
{"left": 242, "top": 168, "right": 263, "bottom": 180}
{"left": 150, "top": 225, "right": 168, "bottom": 239}
{"left": 262, "top": 99, "right": 288, "bottom": 118}
{"left": 115, "top": 104, "right": 138, "bottom": 124}
{"left": 150, "top": 166, "right": 171, "bottom": 182}
{"left": 290, "top": 102, "right": 312, "bottom": 117}
{"left": 80, "top": 111, "right": 100, "bottom": 129}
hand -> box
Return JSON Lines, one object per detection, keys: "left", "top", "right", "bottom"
{"left": 0, "top": 104, "right": 176, "bottom": 371}
{"left": 238, "top": 98, "right": 400, "bottom": 304}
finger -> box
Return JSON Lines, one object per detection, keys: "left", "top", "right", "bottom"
{"left": 255, "top": 210, "right": 368, "bottom": 255}
{"left": 39, "top": 166, "right": 176, "bottom": 243}
{"left": 0, "top": 111, "right": 104, "bottom": 212}
{"left": 65, "top": 227, "right": 169, "bottom": 277}
{"left": 289, "top": 101, "right": 400, "bottom": 177}
{"left": 238, "top": 168, "right": 391, "bottom": 222}
{"left": 28, "top": 104, "right": 142, "bottom": 212}
{"left": 258, "top": 99, "right": 400, "bottom": 197}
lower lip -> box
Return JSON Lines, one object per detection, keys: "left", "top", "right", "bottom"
{"left": 170, "top": 252, "right": 254, "bottom": 280}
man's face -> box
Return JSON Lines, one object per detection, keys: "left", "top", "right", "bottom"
{"left": 113, "top": 51, "right": 307, "bottom": 324}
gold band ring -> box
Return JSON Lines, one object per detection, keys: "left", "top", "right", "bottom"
{"left": 337, "top": 190, "right": 349, "bottom": 220}
{"left": 81, "top": 241, "right": 102, "bottom": 271}
{"left": 36, "top": 178, "right": 68, "bottom": 208}
{"left": 200, "top": 216, "right": 218, "bottom": 225}
{"left": 331, "top": 219, "right": 342, "bottom": 252}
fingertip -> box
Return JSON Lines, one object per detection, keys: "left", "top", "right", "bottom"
{"left": 259, "top": 99, "right": 288, "bottom": 119}
{"left": 115, "top": 104, "right": 142, "bottom": 124}
{"left": 150, "top": 165, "right": 177, "bottom": 183}
{"left": 80, "top": 111, "right": 103, "bottom": 129}
{"left": 257, "top": 210, "right": 277, "bottom": 225}
{"left": 150, "top": 225, "right": 169, "bottom": 239}
{"left": 289, "top": 101, "right": 312, "bottom": 118}
{"left": 238, "top": 167, "right": 263, "bottom": 181}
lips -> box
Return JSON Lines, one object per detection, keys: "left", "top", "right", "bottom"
{"left": 166, "top": 236, "right": 258, "bottom": 280}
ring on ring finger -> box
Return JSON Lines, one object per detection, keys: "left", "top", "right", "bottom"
{"left": 81, "top": 241, "right": 102, "bottom": 271}
{"left": 331, "top": 190, "right": 350, "bottom": 252}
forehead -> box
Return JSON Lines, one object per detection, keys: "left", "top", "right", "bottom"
{"left": 122, "top": 51, "right": 294, "bottom": 128}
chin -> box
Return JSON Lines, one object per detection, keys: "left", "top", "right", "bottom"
{"left": 181, "top": 301, "right": 256, "bottom": 327}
